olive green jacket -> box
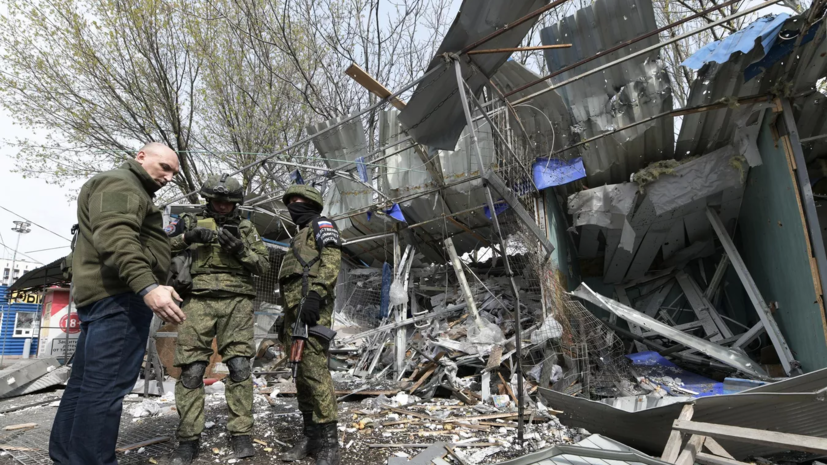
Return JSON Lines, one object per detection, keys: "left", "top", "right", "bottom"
{"left": 169, "top": 214, "right": 270, "bottom": 296}
{"left": 72, "top": 159, "right": 171, "bottom": 307}
{"left": 278, "top": 219, "right": 342, "bottom": 310}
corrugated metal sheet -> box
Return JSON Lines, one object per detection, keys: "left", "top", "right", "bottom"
{"left": 398, "top": 0, "right": 550, "bottom": 150}
{"left": 491, "top": 61, "right": 576, "bottom": 154}
{"left": 378, "top": 110, "right": 465, "bottom": 261}
{"left": 305, "top": 116, "right": 397, "bottom": 265}
{"left": 496, "top": 434, "right": 669, "bottom": 465}
{"left": 675, "top": 15, "right": 827, "bottom": 160}
{"left": 539, "top": 367, "right": 827, "bottom": 460}
{"left": 540, "top": 0, "right": 674, "bottom": 187}
{"left": 0, "top": 286, "right": 40, "bottom": 357}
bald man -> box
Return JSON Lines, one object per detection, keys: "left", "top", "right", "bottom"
{"left": 50, "top": 143, "right": 187, "bottom": 465}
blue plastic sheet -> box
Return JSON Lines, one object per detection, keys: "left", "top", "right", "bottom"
{"left": 626, "top": 351, "right": 725, "bottom": 398}
{"left": 681, "top": 14, "right": 789, "bottom": 70}
{"left": 355, "top": 157, "right": 369, "bottom": 183}
{"left": 484, "top": 200, "right": 509, "bottom": 219}
{"left": 290, "top": 170, "right": 305, "bottom": 185}
{"left": 744, "top": 22, "right": 818, "bottom": 81}
{"left": 367, "top": 203, "right": 407, "bottom": 223}
{"left": 533, "top": 157, "right": 586, "bottom": 189}
{"left": 379, "top": 262, "right": 392, "bottom": 318}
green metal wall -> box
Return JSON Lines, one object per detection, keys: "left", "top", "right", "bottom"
{"left": 738, "top": 111, "right": 827, "bottom": 371}
{"left": 544, "top": 189, "right": 580, "bottom": 290}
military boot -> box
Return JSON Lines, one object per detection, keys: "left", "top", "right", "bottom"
{"left": 171, "top": 439, "right": 199, "bottom": 465}
{"left": 231, "top": 435, "right": 256, "bottom": 459}
{"left": 315, "top": 422, "right": 340, "bottom": 465}
{"left": 280, "top": 412, "right": 319, "bottom": 461}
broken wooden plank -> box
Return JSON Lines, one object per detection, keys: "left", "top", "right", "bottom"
{"left": 673, "top": 420, "right": 827, "bottom": 455}
{"left": 484, "top": 345, "right": 503, "bottom": 371}
{"left": 345, "top": 63, "right": 406, "bottom": 110}
{"left": 408, "top": 366, "right": 439, "bottom": 394}
{"left": 497, "top": 371, "right": 519, "bottom": 405}
{"left": 445, "top": 444, "right": 473, "bottom": 465}
{"left": 662, "top": 404, "right": 695, "bottom": 463}
{"left": 675, "top": 435, "right": 705, "bottom": 465}
{"left": 115, "top": 436, "right": 170, "bottom": 453}
{"left": 2, "top": 423, "right": 37, "bottom": 431}
{"left": 696, "top": 452, "right": 752, "bottom": 465}
{"left": 703, "top": 437, "right": 734, "bottom": 459}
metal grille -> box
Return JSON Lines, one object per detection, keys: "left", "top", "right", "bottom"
{"left": 533, "top": 262, "right": 631, "bottom": 399}
{"left": 334, "top": 262, "right": 385, "bottom": 330}
{"left": 0, "top": 401, "right": 177, "bottom": 464}
{"left": 252, "top": 244, "right": 286, "bottom": 312}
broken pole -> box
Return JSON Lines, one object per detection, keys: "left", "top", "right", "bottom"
{"left": 454, "top": 58, "right": 525, "bottom": 445}
{"left": 445, "top": 237, "right": 484, "bottom": 328}
{"left": 706, "top": 207, "right": 801, "bottom": 376}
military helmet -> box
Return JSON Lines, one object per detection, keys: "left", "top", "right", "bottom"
{"left": 282, "top": 184, "right": 323, "bottom": 210}
{"left": 200, "top": 174, "right": 244, "bottom": 204}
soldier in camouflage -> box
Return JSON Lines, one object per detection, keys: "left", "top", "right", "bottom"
{"left": 168, "top": 174, "right": 270, "bottom": 464}
{"left": 278, "top": 184, "right": 342, "bottom": 465}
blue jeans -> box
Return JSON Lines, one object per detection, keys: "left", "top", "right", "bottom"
{"left": 49, "top": 292, "right": 154, "bottom": 465}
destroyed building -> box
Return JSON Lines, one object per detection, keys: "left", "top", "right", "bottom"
{"left": 2, "top": 0, "right": 827, "bottom": 463}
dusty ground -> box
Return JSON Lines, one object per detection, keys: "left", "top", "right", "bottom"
{"left": 0, "top": 384, "right": 582, "bottom": 465}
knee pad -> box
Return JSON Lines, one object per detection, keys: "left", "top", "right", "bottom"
{"left": 227, "top": 357, "right": 251, "bottom": 383}
{"left": 180, "top": 361, "right": 208, "bottom": 389}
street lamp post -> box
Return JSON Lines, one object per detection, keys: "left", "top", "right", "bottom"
{"left": 9, "top": 221, "right": 32, "bottom": 286}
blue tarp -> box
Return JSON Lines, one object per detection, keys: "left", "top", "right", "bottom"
{"left": 744, "top": 22, "right": 819, "bottom": 80}
{"left": 367, "top": 203, "right": 407, "bottom": 223}
{"left": 355, "top": 157, "right": 369, "bottom": 183}
{"left": 681, "top": 14, "right": 789, "bottom": 70}
{"left": 290, "top": 170, "right": 305, "bottom": 185}
{"left": 484, "top": 200, "right": 509, "bottom": 219}
{"left": 626, "top": 351, "right": 725, "bottom": 398}
{"left": 533, "top": 157, "right": 587, "bottom": 189}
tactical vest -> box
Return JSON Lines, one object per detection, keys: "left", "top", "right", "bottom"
{"left": 279, "top": 226, "right": 321, "bottom": 282}
{"left": 191, "top": 217, "right": 248, "bottom": 276}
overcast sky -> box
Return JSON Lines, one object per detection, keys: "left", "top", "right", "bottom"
{"left": 0, "top": 107, "right": 78, "bottom": 266}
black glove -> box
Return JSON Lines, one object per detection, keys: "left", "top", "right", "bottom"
{"left": 217, "top": 228, "right": 245, "bottom": 255}
{"left": 184, "top": 227, "right": 215, "bottom": 245}
{"left": 300, "top": 291, "right": 322, "bottom": 325}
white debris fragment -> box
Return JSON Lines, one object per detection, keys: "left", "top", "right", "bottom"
{"left": 127, "top": 399, "right": 160, "bottom": 418}
{"left": 205, "top": 421, "right": 215, "bottom": 429}
{"left": 206, "top": 381, "right": 225, "bottom": 394}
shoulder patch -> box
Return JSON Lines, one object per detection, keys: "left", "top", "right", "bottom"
{"left": 312, "top": 218, "right": 341, "bottom": 249}
{"left": 164, "top": 219, "right": 181, "bottom": 236}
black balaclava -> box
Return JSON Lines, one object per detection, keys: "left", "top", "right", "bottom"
{"left": 288, "top": 202, "right": 321, "bottom": 228}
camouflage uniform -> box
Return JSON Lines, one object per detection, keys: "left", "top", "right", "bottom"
{"left": 279, "top": 222, "right": 341, "bottom": 424}
{"left": 170, "top": 197, "right": 270, "bottom": 443}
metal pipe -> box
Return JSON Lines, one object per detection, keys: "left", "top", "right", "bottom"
{"left": 329, "top": 174, "right": 483, "bottom": 221}
{"left": 549, "top": 94, "right": 771, "bottom": 156}
{"left": 342, "top": 232, "right": 396, "bottom": 246}
{"left": 509, "top": 0, "right": 783, "bottom": 106}
{"left": 503, "top": 0, "right": 745, "bottom": 98}
{"left": 459, "top": 77, "right": 539, "bottom": 193}
{"left": 163, "top": 63, "right": 448, "bottom": 206}
{"left": 467, "top": 44, "right": 572, "bottom": 55}
{"left": 454, "top": 58, "right": 526, "bottom": 445}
